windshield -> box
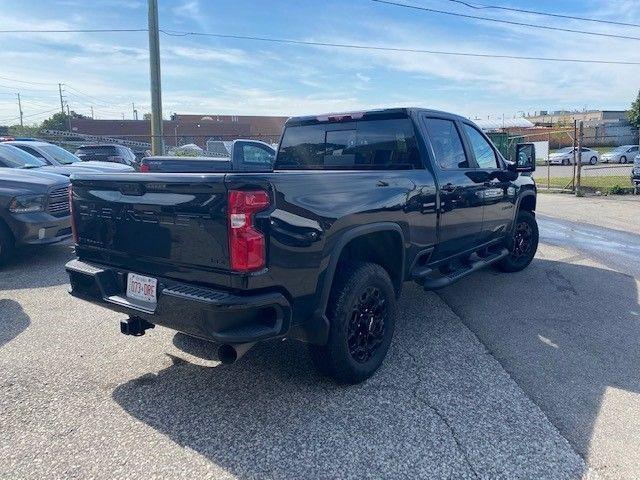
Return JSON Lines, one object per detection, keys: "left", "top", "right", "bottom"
{"left": 0, "top": 145, "right": 47, "bottom": 168}
{"left": 556, "top": 147, "right": 574, "bottom": 153}
{"left": 41, "top": 145, "right": 81, "bottom": 165}
{"left": 610, "top": 146, "right": 630, "bottom": 153}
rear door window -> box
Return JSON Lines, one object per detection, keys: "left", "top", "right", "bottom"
{"left": 276, "top": 118, "right": 421, "bottom": 169}
{"left": 423, "top": 118, "right": 469, "bottom": 170}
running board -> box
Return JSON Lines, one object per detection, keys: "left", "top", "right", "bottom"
{"left": 418, "top": 248, "right": 509, "bottom": 290}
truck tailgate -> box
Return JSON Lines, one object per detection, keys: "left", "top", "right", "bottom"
{"left": 71, "top": 173, "right": 230, "bottom": 276}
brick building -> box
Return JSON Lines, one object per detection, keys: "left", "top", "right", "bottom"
{"left": 70, "top": 114, "right": 288, "bottom": 148}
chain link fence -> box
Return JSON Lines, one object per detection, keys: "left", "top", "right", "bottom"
{"left": 32, "top": 130, "right": 282, "bottom": 159}
{"left": 10, "top": 127, "right": 640, "bottom": 194}
{"left": 507, "top": 126, "right": 639, "bottom": 195}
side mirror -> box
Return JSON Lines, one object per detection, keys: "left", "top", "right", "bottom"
{"left": 515, "top": 143, "right": 536, "bottom": 172}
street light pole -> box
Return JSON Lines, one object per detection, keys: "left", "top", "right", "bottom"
{"left": 148, "top": 0, "right": 164, "bottom": 155}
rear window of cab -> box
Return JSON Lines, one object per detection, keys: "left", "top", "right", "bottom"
{"left": 276, "top": 118, "right": 421, "bottom": 170}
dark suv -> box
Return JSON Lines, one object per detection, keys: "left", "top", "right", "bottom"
{"left": 75, "top": 144, "right": 138, "bottom": 166}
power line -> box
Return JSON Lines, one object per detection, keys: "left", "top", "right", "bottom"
{"left": 0, "top": 107, "right": 59, "bottom": 123}
{"left": 64, "top": 86, "right": 116, "bottom": 107}
{"left": 444, "top": 0, "right": 640, "bottom": 28}
{"left": 0, "top": 75, "right": 52, "bottom": 86}
{"left": 369, "top": 0, "right": 640, "bottom": 42}
{"left": 0, "top": 28, "right": 147, "bottom": 33}
{"left": 158, "top": 30, "right": 640, "bottom": 65}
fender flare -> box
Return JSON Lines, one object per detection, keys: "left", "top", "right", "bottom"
{"left": 513, "top": 190, "right": 536, "bottom": 221}
{"left": 295, "top": 222, "right": 405, "bottom": 345}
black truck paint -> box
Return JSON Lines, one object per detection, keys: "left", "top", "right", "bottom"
{"left": 0, "top": 168, "right": 71, "bottom": 265}
{"left": 65, "top": 108, "right": 538, "bottom": 383}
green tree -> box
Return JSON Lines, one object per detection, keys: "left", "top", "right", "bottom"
{"left": 629, "top": 90, "right": 640, "bottom": 129}
{"left": 41, "top": 112, "right": 70, "bottom": 131}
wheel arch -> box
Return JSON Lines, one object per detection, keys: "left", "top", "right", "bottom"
{"left": 297, "top": 222, "right": 405, "bottom": 345}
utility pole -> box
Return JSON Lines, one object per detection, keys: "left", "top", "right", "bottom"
{"left": 575, "top": 121, "right": 583, "bottom": 197}
{"left": 572, "top": 120, "right": 577, "bottom": 191}
{"left": 66, "top": 103, "right": 72, "bottom": 131}
{"left": 16, "top": 93, "right": 23, "bottom": 127}
{"left": 58, "top": 83, "right": 65, "bottom": 115}
{"left": 148, "top": 0, "right": 164, "bottom": 155}
{"left": 132, "top": 102, "right": 138, "bottom": 120}
{"left": 90, "top": 106, "right": 94, "bottom": 119}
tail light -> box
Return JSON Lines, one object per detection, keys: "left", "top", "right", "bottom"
{"left": 68, "top": 185, "right": 78, "bottom": 243}
{"left": 139, "top": 163, "right": 150, "bottom": 172}
{"left": 228, "top": 189, "right": 270, "bottom": 272}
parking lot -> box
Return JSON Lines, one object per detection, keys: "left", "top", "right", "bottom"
{"left": 1, "top": 194, "right": 638, "bottom": 479}
{"left": 533, "top": 164, "right": 634, "bottom": 179}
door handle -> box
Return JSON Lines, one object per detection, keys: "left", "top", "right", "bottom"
{"left": 441, "top": 183, "right": 456, "bottom": 192}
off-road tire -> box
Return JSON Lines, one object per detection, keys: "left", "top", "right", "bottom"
{"left": 309, "top": 262, "right": 397, "bottom": 384}
{"left": 496, "top": 210, "right": 538, "bottom": 273}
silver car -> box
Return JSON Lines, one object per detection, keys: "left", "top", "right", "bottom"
{"left": 5, "top": 141, "right": 134, "bottom": 173}
{"left": 548, "top": 147, "right": 600, "bottom": 165}
{"left": 600, "top": 145, "right": 639, "bottom": 164}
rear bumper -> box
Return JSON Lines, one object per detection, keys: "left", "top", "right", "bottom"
{"left": 65, "top": 259, "right": 291, "bottom": 344}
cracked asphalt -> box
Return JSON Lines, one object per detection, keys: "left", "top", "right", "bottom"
{"left": 0, "top": 241, "right": 589, "bottom": 479}
{"left": 2, "top": 194, "right": 636, "bottom": 479}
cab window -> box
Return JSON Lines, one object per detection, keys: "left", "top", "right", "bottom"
{"left": 423, "top": 118, "right": 469, "bottom": 169}
{"left": 463, "top": 124, "right": 498, "bottom": 169}
{"left": 242, "top": 144, "right": 275, "bottom": 165}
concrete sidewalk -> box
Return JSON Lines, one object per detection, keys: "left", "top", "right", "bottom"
{"left": 537, "top": 194, "right": 640, "bottom": 235}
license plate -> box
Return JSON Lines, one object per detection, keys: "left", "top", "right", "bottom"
{"left": 126, "top": 273, "right": 158, "bottom": 304}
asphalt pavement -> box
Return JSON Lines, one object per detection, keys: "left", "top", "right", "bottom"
{"left": 0, "top": 242, "right": 588, "bottom": 479}
{"left": 440, "top": 195, "right": 640, "bottom": 479}
{"left": 533, "top": 164, "right": 632, "bottom": 179}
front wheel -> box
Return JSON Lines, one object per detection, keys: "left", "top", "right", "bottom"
{"left": 590, "top": 156, "right": 597, "bottom": 165}
{"left": 620, "top": 156, "right": 627, "bottom": 164}
{"left": 496, "top": 210, "right": 539, "bottom": 273}
{"left": 309, "top": 262, "right": 397, "bottom": 384}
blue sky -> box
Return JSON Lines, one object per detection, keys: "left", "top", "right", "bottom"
{"left": 1, "top": 0, "right": 639, "bottom": 125}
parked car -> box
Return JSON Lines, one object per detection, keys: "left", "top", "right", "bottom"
{"left": 600, "top": 145, "right": 639, "bottom": 164}
{"left": 0, "top": 143, "right": 107, "bottom": 177}
{"left": 140, "top": 140, "right": 276, "bottom": 173}
{"left": 75, "top": 144, "right": 138, "bottom": 167}
{"left": 0, "top": 168, "right": 71, "bottom": 265}
{"left": 4, "top": 141, "right": 135, "bottom": 173}
{"left": 65, "top": 107, "right": 538, "bottom": 384}
{"left": 548, "top": 147, "right": 599, "bottom": 165}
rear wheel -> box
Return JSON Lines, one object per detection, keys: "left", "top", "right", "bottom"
{"left": 561, "top": 158, "right": 568, "bottom": 166}
{"left": 496, "top": 210, "right": 538, "bottom": 273}
{"left": 590, "top": 156, "right": 597, "bottom": 165}
{"left": 0, "top": 222, "right": 15, "bottom": 267}
{"left": 309, "top": 262, "right": 397, "bottom": 384}
{"left": 620, "top": 156, "right": 627, "bottom": 164}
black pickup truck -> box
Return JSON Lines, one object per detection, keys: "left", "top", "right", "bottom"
{"left": 66, "top": 108, "right": 537, "bottom": 383}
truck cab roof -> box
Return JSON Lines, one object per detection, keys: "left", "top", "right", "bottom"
{"left": 286, "top": 107, "right": 467, "bottom": 126}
